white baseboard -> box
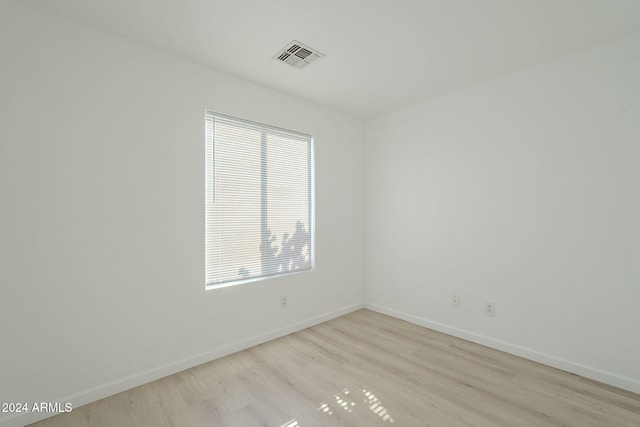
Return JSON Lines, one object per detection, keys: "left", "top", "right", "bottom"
{"left": 1, "top": 302, "right": 364, "bottom": 427}
{"left": 364, "top": 302, "right": 640, "bottom": 395}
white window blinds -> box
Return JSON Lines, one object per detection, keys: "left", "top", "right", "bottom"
{"left": 205, "top": 112, "right": 313, "bottom": 288}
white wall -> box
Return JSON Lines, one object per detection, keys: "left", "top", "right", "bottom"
{"left": 365, "top": 33, "right": 640, "bottom": 393}
{"left": 0, "top": 3, "right": 364, "bottom": 425}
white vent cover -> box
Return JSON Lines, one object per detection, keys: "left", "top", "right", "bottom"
{"left": 274, "top": 40, "right": 324, "bottom": 69}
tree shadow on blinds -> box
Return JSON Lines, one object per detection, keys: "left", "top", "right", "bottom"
{"left": 236, "top": 220, "right": 311, "bottom": 279}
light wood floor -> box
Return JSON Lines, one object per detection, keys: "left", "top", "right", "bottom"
{"left": 29, "top": 309, "right": 640, "bottom": 426}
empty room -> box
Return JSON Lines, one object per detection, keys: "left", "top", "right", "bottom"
{"left": 1, "top": 0, "right": 639, "bottom": 426}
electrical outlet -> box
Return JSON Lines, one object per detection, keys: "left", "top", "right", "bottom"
{"left": 280, "top": 295, "right": 288, "bottom": 309}
{"left": 451, "top": 294, "right": 460, "bottom": 308}
{"left": 485, "top": 302, "right": 495, "bottom": 317}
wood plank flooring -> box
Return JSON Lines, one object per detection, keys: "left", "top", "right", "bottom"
{"left": 29, "top": 309, "right": 640, "bottom": 426}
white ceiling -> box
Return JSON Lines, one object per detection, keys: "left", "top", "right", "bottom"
{"left": 25, "top": 0, "right": 640, "bottom": 118}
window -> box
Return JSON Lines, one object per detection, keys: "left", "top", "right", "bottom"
{"left": 205, "top": 112, "right": 314, "bottom": 289}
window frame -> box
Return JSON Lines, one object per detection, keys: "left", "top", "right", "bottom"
{"left": 204, "top": 111, "right": 315, "bottom": 290}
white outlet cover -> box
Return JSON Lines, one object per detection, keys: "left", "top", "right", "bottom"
{"left": 485, "top": 303, "right": 495, "bottom": 317}
{"left": 451, "top": 295, "right": 460, "bottom": 307}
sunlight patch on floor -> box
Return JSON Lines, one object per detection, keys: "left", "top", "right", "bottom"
{"left": 317, "top": 387, "right": 394, "bottom": 423}
{"left": 318, "top": 402, "right": 333, "bottom": 415}
{"left": 363, "top": 389, "right": 394, "bottom": 423}
{"left": 334, "top": 388, "right": 355, "bottom": 413}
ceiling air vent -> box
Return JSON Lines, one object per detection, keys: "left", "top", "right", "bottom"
{"left": 274, "top": 40, "right": 324, "bottom": 69}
